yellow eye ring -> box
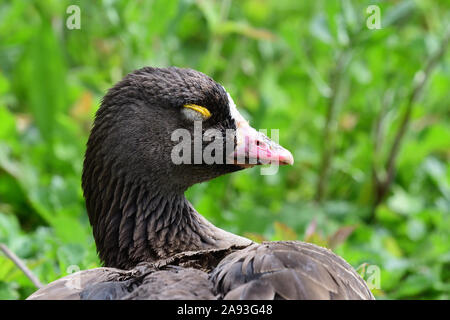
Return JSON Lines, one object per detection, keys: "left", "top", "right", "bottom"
{"left": 183, "top": 104, "right": 211, "bottom": 119}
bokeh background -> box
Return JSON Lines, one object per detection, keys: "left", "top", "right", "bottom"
{"left": 0, "top": 0, "right": 449, "bottom": 299}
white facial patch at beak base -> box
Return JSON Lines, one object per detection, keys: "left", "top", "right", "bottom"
{"left": 225, "top": 90, "right": 248, "bottom": 126}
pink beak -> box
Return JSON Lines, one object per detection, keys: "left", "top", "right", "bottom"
{"left": 232, "top": 119, "right": 294, "bottom": 167}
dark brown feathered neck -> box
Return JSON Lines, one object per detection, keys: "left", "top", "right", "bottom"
{"left": 83, "top": 168, "right": 251, "bottom": 270}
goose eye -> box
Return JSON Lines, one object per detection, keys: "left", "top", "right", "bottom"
{"left": 182, "top": 104, "right": 211, "bottom": 121}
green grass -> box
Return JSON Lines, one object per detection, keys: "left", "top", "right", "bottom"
{"left": 0, "top": 0, "right": 449, "bottom": 299}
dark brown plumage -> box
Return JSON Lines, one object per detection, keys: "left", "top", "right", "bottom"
{"left": 28, "top": 67, "right": 374, "bottom": 300}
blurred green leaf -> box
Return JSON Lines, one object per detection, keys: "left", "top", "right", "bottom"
{"left": 310, "top": 14, "right": 334, "bottom": 44}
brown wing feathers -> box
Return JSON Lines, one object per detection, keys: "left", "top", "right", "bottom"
{"left": 210, "top": 241, "right": 374, "bottom": 300}
{"left": 28, "top": 241, "right": 374, "bottom": 300}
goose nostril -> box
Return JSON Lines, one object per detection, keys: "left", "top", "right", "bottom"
{"left": 256, "top": 140, "right": 268, "bottom": 150}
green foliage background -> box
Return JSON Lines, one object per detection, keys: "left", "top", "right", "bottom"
{"left": 0, "top": 0, "right": 449, "bottom": 299}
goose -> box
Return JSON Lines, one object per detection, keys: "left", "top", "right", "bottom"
{"left": 28, "top": 67, "right": 374, "bottom": 300}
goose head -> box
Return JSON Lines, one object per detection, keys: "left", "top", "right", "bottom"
{"left": 82, "top": 67, "right": 294, "bottom": 269}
